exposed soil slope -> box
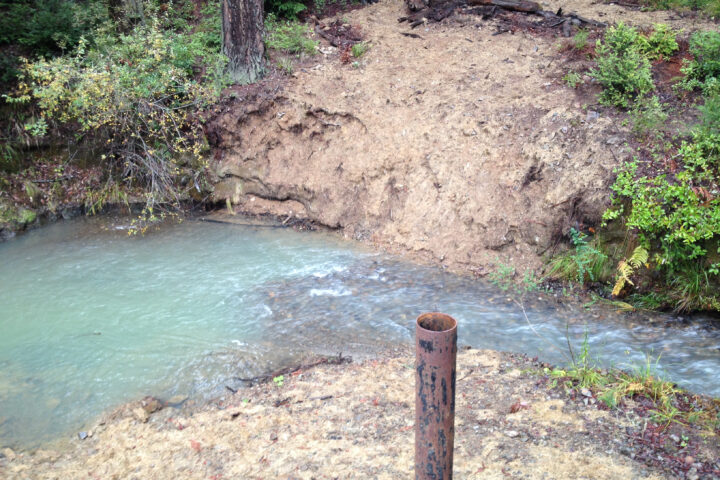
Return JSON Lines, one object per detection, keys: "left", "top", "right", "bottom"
{"left": 5, "top": 349, "right": 718, "bottom": 479}
{"left": 207, "top": 0, "right": 715, "bottom": 276}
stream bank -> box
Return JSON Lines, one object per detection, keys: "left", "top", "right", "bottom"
{"left": 206, "top": 0, "right": 717, "bottom": 282}
{"left": 3, "top": 348, "right": 718, "bottom": 479}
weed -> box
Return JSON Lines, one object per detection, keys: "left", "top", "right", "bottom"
{"left": 273, "top": 375, "right": 285, "bottom": 387}
{"left": 629, "top": 95, "right": 668, "bottom": 138}
{"left": 573, "top": 29, "right": 589, "bottom": 50}
{"left": 276, "top": 57, "right": 294, "bottom": 75}
{"left": 265, "top": 0, "right": 307, "bottom": 19}
{"left": 265, "top": 15, "right": 318, "bottom": 56}
{"left": 546, "top": 228, "right": 611, "bottom": 285}
{"left": 563, "top": 71, "right": 583, "bottom": 89}
{"left": 351, "top": 41, "right": 370, "bottom": 58}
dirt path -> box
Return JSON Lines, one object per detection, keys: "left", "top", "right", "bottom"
{"left": 7, "top": 348, "right": 714, "bottom": 479}
{"left": 207, "top": 0, "right": 716, "bottom": 277}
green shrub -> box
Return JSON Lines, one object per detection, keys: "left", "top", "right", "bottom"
{"left": 603, "top": 151, "right": 720, "bottom": 310}
{"left": 265, "top": 0, "right": 307, "bottom": 19}
{"left": 591, "top": 23, "right": 654, "bottom": 108}
{"left": 563, "top": 71, "right": 583, "bottom": 88}
{"left": 681, "top": 30, "right": 720, "bottom": 93}
{"left": 573, "top": 29, "right": 589, "bottom": 50}
{"left": 630, "top": 95, "right": 668, "bottom": 138}
{"left": 699, "top": 93, "right": 720, "bottom": 132}
{"left": 10, "top": 16, "right": 226, "bottom": 224}
{"left": 265, "top": 15, "right": 317, "bottom": 55}
{"left": 639, "top": 0, "right": 720, "bottom": 16}
{"left": 638, "top": 23, "right": 679, "bottom": 59}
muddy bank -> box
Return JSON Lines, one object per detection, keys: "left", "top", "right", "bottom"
{"left": 206, "top": 0, "right": 716, "bottom": 277}
{"left": 3, "top": 348, "right": 718, "bottom": 479}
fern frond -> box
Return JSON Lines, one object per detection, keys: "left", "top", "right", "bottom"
{"left": 612, "top": 247, "right": 648, "bottom": 297}
{"left": 628, "top": 246, "right": 649, "bottom": 269}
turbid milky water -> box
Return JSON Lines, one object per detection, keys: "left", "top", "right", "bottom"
{"left": 1, "top": 216, "right": 719, "bottom": 449}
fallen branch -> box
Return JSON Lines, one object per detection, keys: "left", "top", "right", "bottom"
{"left": 233, "top": 353, "right": 351, "bottom": 385}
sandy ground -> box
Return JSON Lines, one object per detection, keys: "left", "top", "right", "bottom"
{"left": 4, "top": 348, "right": 707, "bottom": 480}
{"left": 207, "top": 0, "right": 717, "bottom": 277}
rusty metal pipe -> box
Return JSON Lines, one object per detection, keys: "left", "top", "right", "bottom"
{"left": 415, "top": 312, "right": 457, "bottom": 480}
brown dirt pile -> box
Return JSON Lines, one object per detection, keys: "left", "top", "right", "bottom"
{"left": 206, "top": 0, "right": 716, "bottom": 276}
{"left": 2, "top": 349, "right": 697, "bottom": 479}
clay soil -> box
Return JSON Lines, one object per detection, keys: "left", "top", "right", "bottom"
{"left": 4, "top": 348, "right": 719, "bottom": 479}
{"left": 207, "top": 0, "right": 717, "bottom": 277}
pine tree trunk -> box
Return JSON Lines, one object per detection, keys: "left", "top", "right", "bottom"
{"left": 222, "top": 0, "right": 265, "bottom": 84}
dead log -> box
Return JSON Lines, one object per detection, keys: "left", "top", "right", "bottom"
{"left": 466, "top": 0, "right": 539, "bottom": 13}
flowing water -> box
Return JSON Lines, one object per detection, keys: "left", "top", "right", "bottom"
{"left": 1, "top": 216, "right": 719, "bottom": 449}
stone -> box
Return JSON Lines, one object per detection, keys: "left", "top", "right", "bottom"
{"left": 1, "top": 447, "right": 16, "bottom": 461}
{"left": 586, "top": 111, "right": 600, "bottom": 122}
{"left": 78, "top": 431, "right": 88, "bottom": 440}
{"left": 141, "top": 396, "right": 163, "bottom": 414}
{"left": 504, "top": 430, "right": 520, "bottom": 438}
{"left": 580, "top": 388, "right": 592, "bottom": 397}
{"left": 133, "top": 407, "right": 150, "bottom": 423}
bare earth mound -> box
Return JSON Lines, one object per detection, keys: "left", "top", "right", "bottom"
{"left": 207, "top": 0, "right": 715, "bottom": 276}
{"left": 7, "top": 349, "right": 712, "bottom": 479}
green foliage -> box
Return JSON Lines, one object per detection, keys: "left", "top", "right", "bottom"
{"left": 547, "top": 229, "right": 611, "bottom": 285}
{"left": 273, "top": 375, "right": 284, "bottom": 387}
{"left": 681, "top": 30, "right": 720, "bottom": 94}
{"left": 699, "top": 93, "right": 720, "bottom": 132}
{"left": 0, "top": 0, "right": 109, "bottom": 85}
{"left": 351, "top": 41, "right": 370, "bottom": 58}
{"left": 488, "top": 261, "right": 542, "bottom": 298}
{"left": 265, "top": 15, "right": 318, "bottom": 55}
{"left": 591, "top": 23, "right": 654, "bottom": 108}
{"left": 629, "top": 95, "right": 668, "bottom": 138}
{"left": 603, "top": 149, "right": 720, "bottom": 310}
{"left": 563, "top": 71, "right": 583, "bottom": 89}
{"left": 0, "top": 0, "right": 107, "bottom": 54}
{"left": 639, "top": 0, "right": 720, "bottom": 16}
{"left": 265, "top": 0, "right": 307, "bottom": 19}
{"left": 9, "top": 4, "right": 226, "bottom": 225}
{"left": 612, "top": 245, "right": 649, "bottom": 296}
{"left": 572, "top": 29, "right": 589, "bottom": 50}
{"left": 637, "top": 23, "right": 679, "bottom": 59}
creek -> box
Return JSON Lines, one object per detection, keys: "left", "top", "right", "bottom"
{"left": 0, "top": 216, "right": 718, "bottom": 449}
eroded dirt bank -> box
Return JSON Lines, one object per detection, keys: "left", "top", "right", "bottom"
{"left": 5, "top": 348, "right": 719, "bottom": 479}
{"left": 207, "top": 0, "right": 715, "bottom": 275}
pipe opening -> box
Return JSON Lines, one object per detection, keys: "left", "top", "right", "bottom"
{"left": 417, "top": 312, "right": 457, "bottom": 333}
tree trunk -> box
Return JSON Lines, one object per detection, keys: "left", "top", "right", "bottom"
{"left": 222, "top": 0, "right": 265, "bottom": 85}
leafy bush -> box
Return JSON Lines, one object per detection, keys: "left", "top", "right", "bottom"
{"left": 265, "top": 0, "right": 307, "bottom": 19}
{"left": 10, "top": 15, "right": 226, "bottom": 224}
{"left": 603, "top": 151, "right": 720, "bottom": 310}
{"left": 563, "top": 71, "right": 583, "bottom": 88}
{"left": 639, "top": 0, "right": 720, "bottom": 16}
{"left": 681, "top": 30, "right": 720, "bottom": 93}
{"left": 591, "top": 23, "right": 654, "bottom": 108}
{"left": 638, "top": 23, "right": 679, "bottom": 59}
{"left": 699, "top": 93, "right": 720, "bottom": 132}
{"left": 0, "top": 0, "right": 107, "bottom": 55}
{"left": 0, "top": 0, "right": 109, "bottom": 85}
{"left": 265, "top": 15, "right": 317, "bottom": 55}
{"left": 630, "top": 95, "right": 668, "bottom": 138}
